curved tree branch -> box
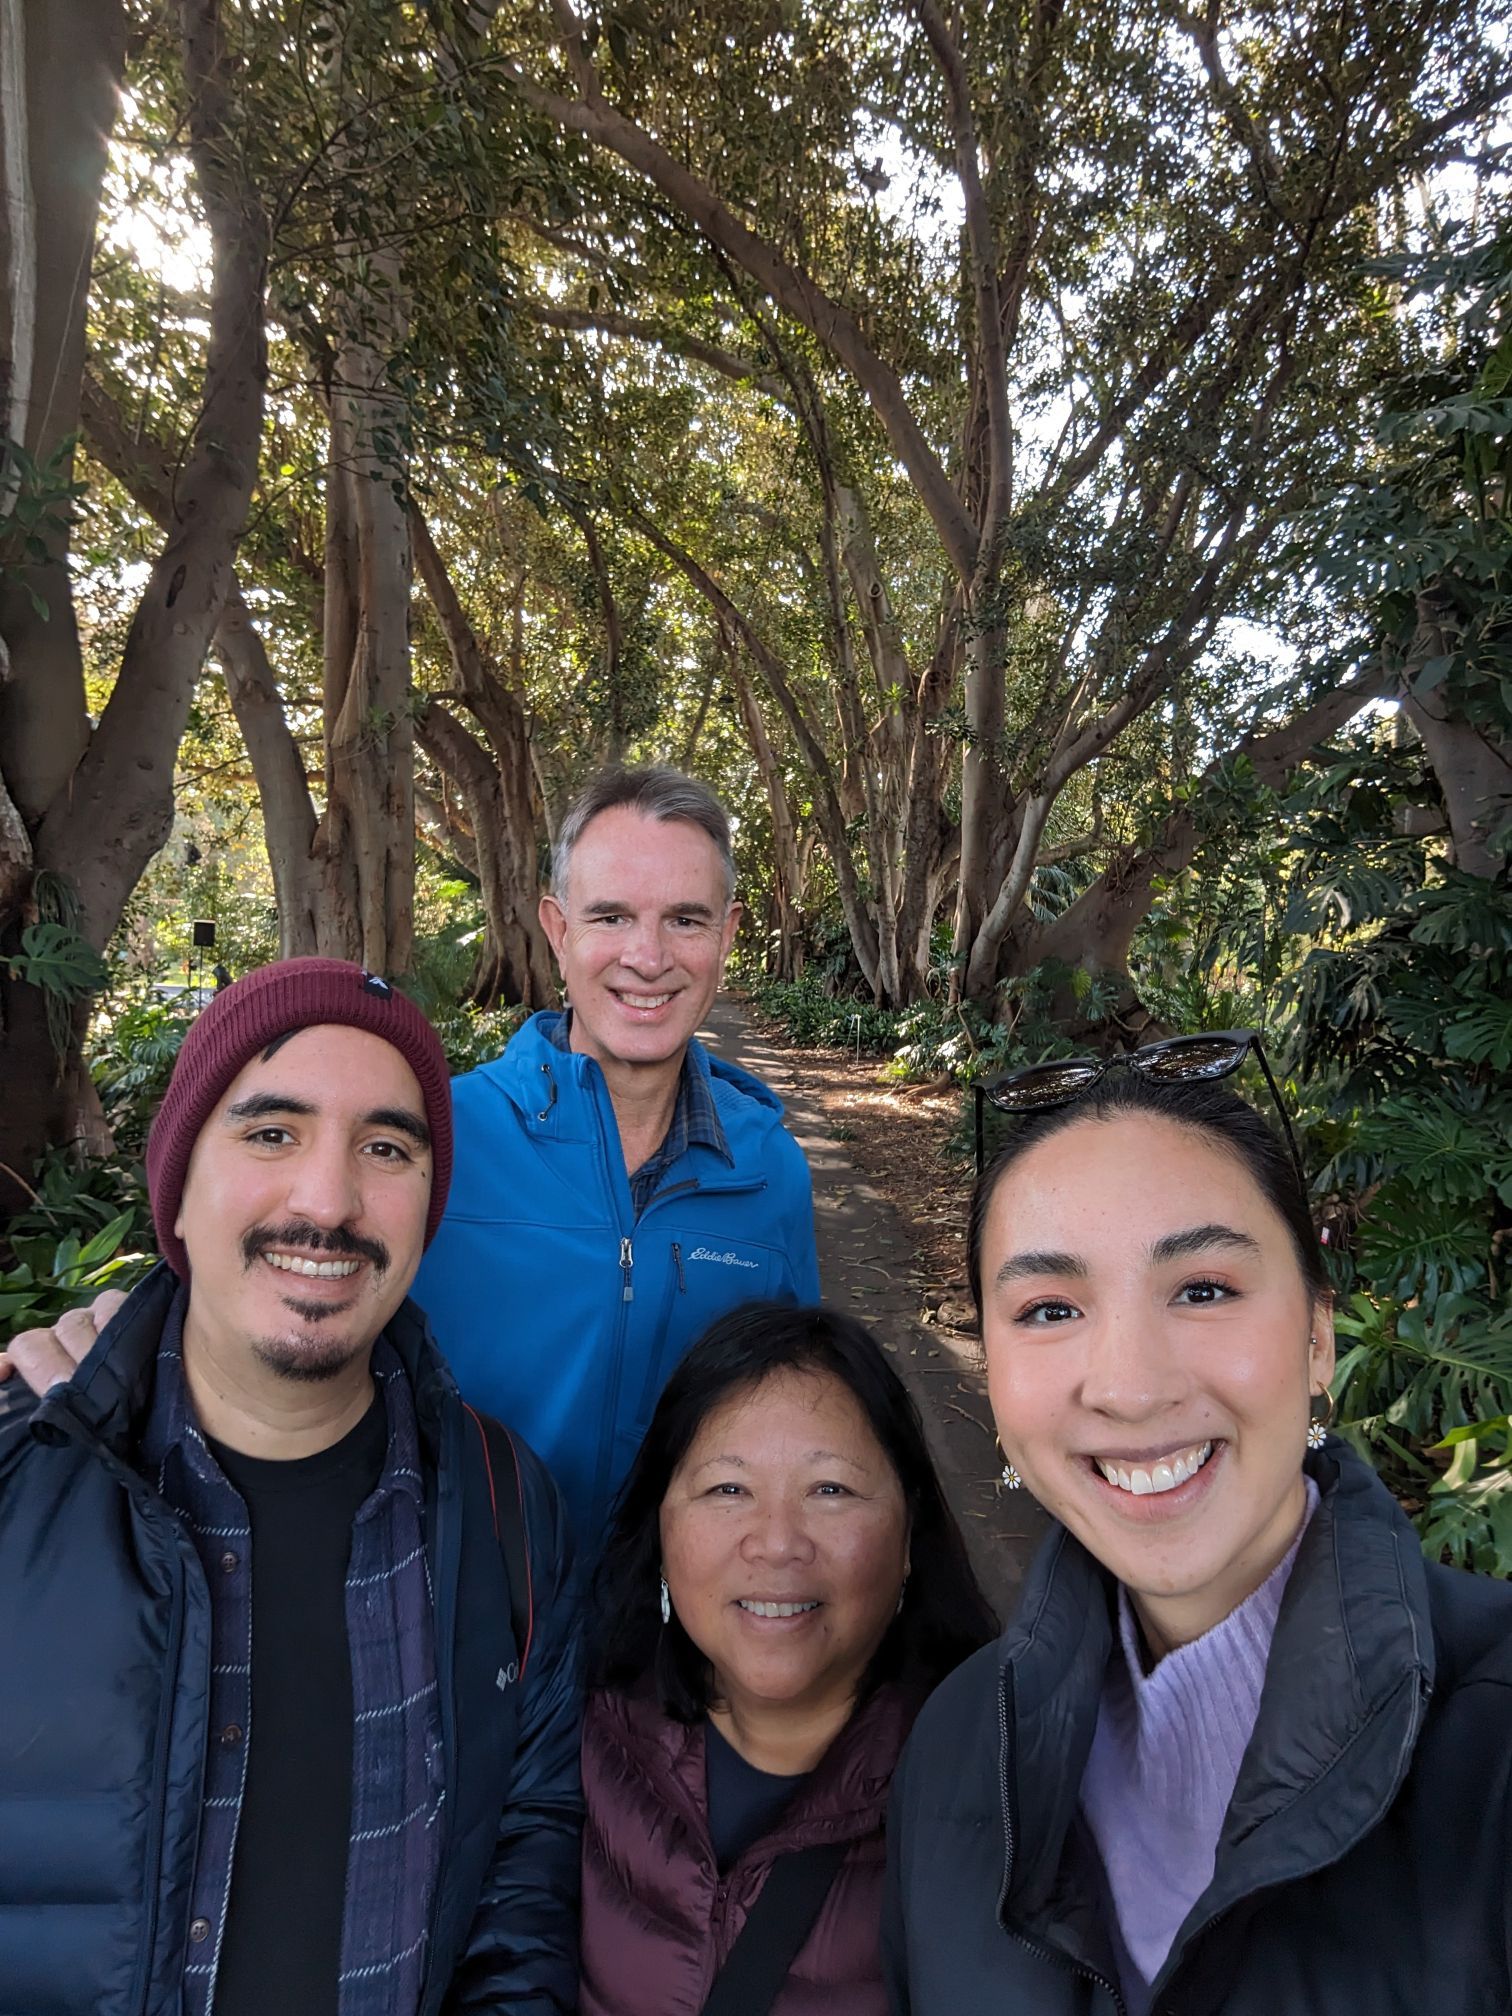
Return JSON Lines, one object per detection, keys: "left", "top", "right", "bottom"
{"left": 916, "top": 0, "right": 1013, "bottom": 546}
{"left": 522, "top": 299, "right": 791, "bottom": 402}
{"left": 501, "top": 39, "right": 979, "bottom": 578}
{"left": 1027, "top": 664, "right": 1393, "bottom": 981}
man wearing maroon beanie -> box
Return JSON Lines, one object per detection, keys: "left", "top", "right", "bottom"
{"left": 0, "top": 960, "right": 581, "bottom": 2016}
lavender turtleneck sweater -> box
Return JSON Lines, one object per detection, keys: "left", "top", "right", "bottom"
{"left": 1079, "top": 1479, "right": 1319, "bottom": 2013}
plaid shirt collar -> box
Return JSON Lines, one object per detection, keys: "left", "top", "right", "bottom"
{"left": 544, "top": 1007, "right": 731, "bottom": 1213}
{"left": 140, "top": 1290, "right": 424, "bottom": 1518}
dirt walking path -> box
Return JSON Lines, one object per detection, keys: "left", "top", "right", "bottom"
{"left": 699, "top": 996, "right": 1045, "bottom": 1612}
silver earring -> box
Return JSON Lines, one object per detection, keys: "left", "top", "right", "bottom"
{"left": 659, "top": 1575, "right": 671, "bottom": 1625}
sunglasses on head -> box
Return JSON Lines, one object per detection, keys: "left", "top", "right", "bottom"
{"left": 972, "top": 1028, "right": 1305, "bottom": 1191}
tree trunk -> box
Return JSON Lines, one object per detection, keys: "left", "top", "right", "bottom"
{"left": 305, "top": 12, "right": 417, "bottom": 975}
{"left": 314, "top": 252, "right": 415, "bottom": 972}
{"left": 819, "top": 485, "right": 901, "bottom": 1003}
{"left": 568, "top": 503, "right": 628, "bottom": 762}
{"left": 0, "top": 0, "right": 267, "bottom": 1203}
{"left": 0, "top": 0, "right": 122, "bottom": 824}
{"left": 0, "top": 982, "right": 110, "bottom": 1191}
{"left": 632, "top": 511, "right": 884, "bottom": 996}
{"left": 410, "top": 508, "right": 554, "bottom": 1006}
{"left": 216, "top": 589, "right": 321, "bottom": 957}
{"left": 1401, "top": 603, "right": 1510, "bottom": 880}
{"left": 416, "top": 701, "right": 552, "bottom": 1008}
{"left": 953, "top": 586, "right": 1012, "bottom": 1000}
{"left": 726, "top": 651, "right": 806, "bottom": 981}
{"left": 895, "top": 598, "right": 963, "bottom": 995}
{"left": 766, "top": 319, "right": 918, "bottom": 1003}
{"left": 1405, "top": 710, "right": 1508, "bottom": 879}
{"left": 79, "top": 380, "right": 325, "bottom": 962}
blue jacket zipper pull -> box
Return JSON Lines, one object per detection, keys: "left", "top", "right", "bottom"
{"left": 535, "top": 1061, "right": 557, "bottom": 1123}
{"left": 620, "top": 1236, "right": 634, "bottom": 1301}
{"left": 672, "top": 1242, "right": 686, "bottom": 1293}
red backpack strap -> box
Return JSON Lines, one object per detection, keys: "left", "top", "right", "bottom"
{"left": 463, "top": 1403, "right": 534, "bottom": 1678}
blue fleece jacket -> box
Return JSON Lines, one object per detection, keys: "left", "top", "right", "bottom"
{"left": 414, "top": 1012, "right": 820, "bottom": 1547}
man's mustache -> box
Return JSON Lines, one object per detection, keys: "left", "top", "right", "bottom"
{"left": 241, "top": 1221, "right": 390, "bottom": 1274}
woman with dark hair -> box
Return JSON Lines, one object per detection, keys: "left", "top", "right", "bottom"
{"left": 888, "top": 1038, "right": 1512, "bottom": 2016}
{"left": 580, "top": 1301, "right": 996, "bottom": 2016}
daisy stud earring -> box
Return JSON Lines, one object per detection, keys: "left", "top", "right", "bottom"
{"left": 1307, "top": 1372, "right": 1334, "bottom": 1451}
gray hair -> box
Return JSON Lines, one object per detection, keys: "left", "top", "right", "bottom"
{"left": 551, "top": 765, "right": 737, "bottom": 907}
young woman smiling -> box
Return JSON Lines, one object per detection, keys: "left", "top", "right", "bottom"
{"left": 580, "top": 1304, "right": 995, "bottom": 2016}
{"left": 886, "top": 1061, "right": 1512, "bottom": 2016}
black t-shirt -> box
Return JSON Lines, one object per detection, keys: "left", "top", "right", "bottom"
{"left": 208, "top": 1390, "right": 388, "bottom": 2016}
{"left": 705, "top": 1718, "right": 811, "bottom": 1871}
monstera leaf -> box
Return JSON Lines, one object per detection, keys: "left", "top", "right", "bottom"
{"left": 2, "top": 920, "right": 111, "bottom": 1059}
{"left": 2, "top": 921, "right": 110, "bottom": 1003}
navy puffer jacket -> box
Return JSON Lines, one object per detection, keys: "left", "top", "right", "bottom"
{"left": 885, "top": 1443, "right": 1512, "bottom": 2016}
{"left": 0, "top": 1264, "right": 583, "bottom": 2016}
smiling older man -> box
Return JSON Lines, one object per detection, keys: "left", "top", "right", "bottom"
{"left": 2, "top": 774, "right": 817, "bottom": 1553}
{"left": 0, "top": 960, "right": 580, "bottom": 2016}
{"left": 413, "top": 764, "right": 819, "bottom": 1544}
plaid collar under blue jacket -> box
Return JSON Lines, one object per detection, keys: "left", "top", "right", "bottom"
{"left": 545, "top": 1006, "right": 732, "bottom": 1214}
{"left": 140, "top": 1289, "right": 443, "bottom": 2016}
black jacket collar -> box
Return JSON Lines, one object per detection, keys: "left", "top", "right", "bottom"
{"left": 34, "top": 1260, "right": 457, "bottom": 1466}
{"left": 996, "top": 1445, "right": 1435, "bottom": 1979}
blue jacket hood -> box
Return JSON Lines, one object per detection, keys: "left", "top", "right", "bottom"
{"left": 478, "top": 1008, "right": 788, "bottom": 1137}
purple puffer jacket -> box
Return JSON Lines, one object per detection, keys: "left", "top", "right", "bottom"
{"left": 580, "top": 1681, "right": 918, "bottom": 2016}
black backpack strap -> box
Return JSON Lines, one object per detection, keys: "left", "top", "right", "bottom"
{"left": 699, "top": 1840, "right": 848, "bottom": 2016}
{"left": 463, "top": 1403, "right": 534, "bottom": 1677}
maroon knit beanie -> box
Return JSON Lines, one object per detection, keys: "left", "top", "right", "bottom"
{"left": 146, "top": 958, "right": 454, "bottom": 1280}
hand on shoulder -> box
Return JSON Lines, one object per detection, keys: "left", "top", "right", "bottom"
{"left": 0, "top": 1291, "right": 126, "bottom": 1397}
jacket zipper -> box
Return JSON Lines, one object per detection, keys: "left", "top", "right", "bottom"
{"left": 672, "top": 1241, "right": 687, "bottom": 1293}
{"left": 583, "top": 1048, "right": 770, "bottom": 1525}
{"left": 996, "top": 1671, "right": 1126, "bottom": 2015}
{"left": 129, "top": 1526, "right": 187, "bottom": 2016}
{"left": 588, "top": 1073, "right": 637, "bottom": 1526}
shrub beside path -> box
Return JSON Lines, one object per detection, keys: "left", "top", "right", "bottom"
{"left": 701, "top": 995, "right": 1045, "bottom": 1613}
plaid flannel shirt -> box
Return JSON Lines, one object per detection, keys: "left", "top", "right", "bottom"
{"left": 141, "top": 1293, "right": 443, "bottom": 2016}
{"left": 546, "top": 1008, "right": 731, "bottom": 1213}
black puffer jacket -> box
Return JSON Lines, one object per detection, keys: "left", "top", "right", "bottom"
{"left": 0, "top": 1264, "right": 583, "bottom": 2016}
{"left": 885, "top": 1444, "right": 1512, "bottom": 2016}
